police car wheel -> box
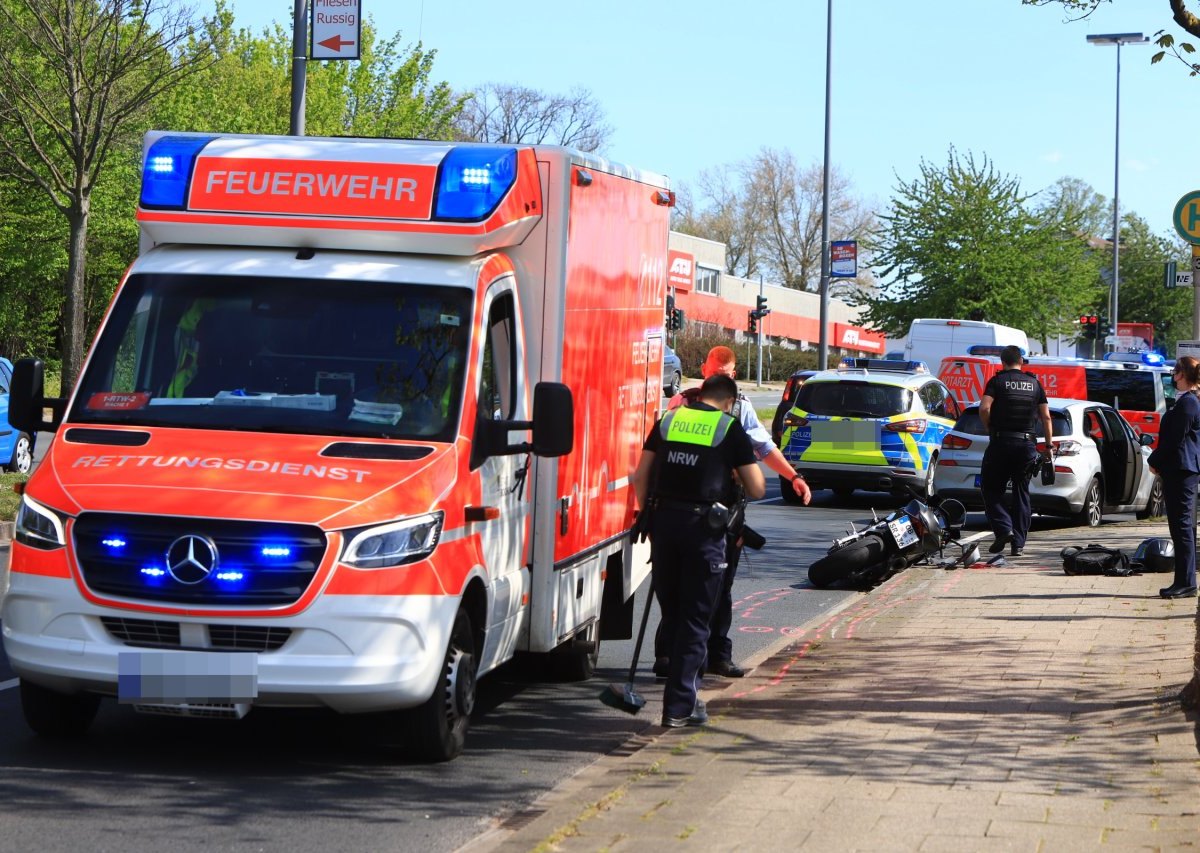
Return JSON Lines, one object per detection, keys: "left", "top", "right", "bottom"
{"left": 20, "top": 680, "right": 100, "bottom": 738}
{"left": 405, "top": 608, "right": 476, "bottom": 762}
{"left": 1136, "top": 477, "right": 1165, "bottom": 520}
{"left": 1074, "top": 479, "right": 1103, "bottom": 528}
{"left": 809, "top": 534, "right": 886, "bottom": 588}
{"left": 831, "top": 486, "right": 855, "bottom": 501}
{"left": 922, "top": 457, "right": 937, "bottom": 498}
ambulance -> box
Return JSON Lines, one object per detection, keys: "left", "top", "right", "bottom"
{"left": 1, "top": 132, "right": 672, "bottom": 761}
{"left": 938, "top": 351, "right": 1171, "bottom": 446}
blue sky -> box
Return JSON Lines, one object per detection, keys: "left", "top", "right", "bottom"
{"left": 230, "top": 0, "right": 1195, "bottom": 241}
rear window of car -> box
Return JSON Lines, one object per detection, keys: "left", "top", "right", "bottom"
{"left": 953, "top": 408, "right": 1072, "bottom": 437}
{"left": 1083, "top": 368, "right": 1156, "bottom": 411}
{"left": 796, "top": 380, "right": 912, "bottom": 418}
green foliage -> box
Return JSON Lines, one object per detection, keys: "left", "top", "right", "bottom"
{"left": 856, "top": 148, "right": 1103, "bottom": 349}
{"left": 1113, "top": 213, "right": 1193, "bottom": 352}
{"left": 0, "top": 472, "right": 27, "bottom": 521}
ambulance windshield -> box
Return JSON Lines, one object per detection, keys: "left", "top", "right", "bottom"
{"left": 70, "top": 273, "right": 472, "bottom": 442}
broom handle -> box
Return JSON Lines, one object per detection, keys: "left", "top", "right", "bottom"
{"left": 627, "top": 578, "right": 654, "bottom": 683}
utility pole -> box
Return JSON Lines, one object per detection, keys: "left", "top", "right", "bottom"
{"left": 290, "top": 0, "right": 309, "bottom": 136}
{"left": 756, "top": 275, "right": 764, "bottom": 388}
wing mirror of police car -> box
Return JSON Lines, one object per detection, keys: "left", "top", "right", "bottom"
{"left": 9, "top": 357, "right": 64, "bottom": 434}
{"left": 1139, "top": 433, "right": 1155, "bottom": 447}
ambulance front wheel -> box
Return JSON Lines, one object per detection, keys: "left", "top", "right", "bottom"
{"left": 405, "top": 608, "right": 477, "bottom": 762}
{"left": 20, "top": 680, "right": 100, "bottom": 738}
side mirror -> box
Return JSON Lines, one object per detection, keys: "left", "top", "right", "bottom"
{"left": 10, "top": 358, "right": 61, "bottom": 433}
{"left": 1140, "top": 433, "right": 1155, "bottom": 447}
{"left": 530, "top": 382, "right": 573, "bottom": 457}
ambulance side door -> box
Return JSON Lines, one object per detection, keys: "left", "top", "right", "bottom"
{"left": 473, "top": 284, "right": 531, "bottom": 671}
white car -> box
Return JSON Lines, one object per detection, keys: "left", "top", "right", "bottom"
{"left": 933, "top": 397, "right": 1164, "bottom": 527}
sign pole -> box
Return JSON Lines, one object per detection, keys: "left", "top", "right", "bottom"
{"left": 757, "top": 276, "right": 764, "bottom": 388}
{"left": 1193, "top": 246, "right": 1200, "bottom": 340}
{"left": 289, "top": 0, "right": 308, "bottom": 136}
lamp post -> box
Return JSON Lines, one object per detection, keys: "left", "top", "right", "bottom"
{"left": 817, "top": 0, "right": 833, "bottom": 370}
{"left": 1086, "top": 32, "right": 1148, "bottom": 349}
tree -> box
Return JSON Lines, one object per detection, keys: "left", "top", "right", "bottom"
{"left": 672, "top": 148, "right": 875, "bottom": 292}
{"left": 0, "top": 0, "right": 213, "bottom": 391}
{"left": 453, "top": 83, "right": 611, "bottom": 151}
{"left": 1109, "top": 213, "right": 1192, "bottom": 351}
{"left": 856, "top": 148, "right": 1103, "bottom": 349}
{"left": 1024, "top": 1, "right": 1200, "bottom": 76}
{"left": 1034, "top": 176, "right": 1110, "bottom": 240}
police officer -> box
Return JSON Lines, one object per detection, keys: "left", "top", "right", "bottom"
{"left": 655, "top": 346, "right": 811, "bottom": 679}
{"left": 632, "top": 374, "right": 765, "bottom": 727}
{"left": 979, "top": 345, "right": 1053, "bottom": 557}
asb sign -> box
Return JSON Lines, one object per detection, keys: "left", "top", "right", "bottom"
{"left": 1173, "top": 191, "right": 1200, "bottom": 245}
{"left": 311, "top": 0, "right": 362, "bottom": 60}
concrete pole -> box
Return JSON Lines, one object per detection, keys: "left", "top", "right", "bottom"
{"left": 289, "top": 0, "right": 308, "bottom": 136}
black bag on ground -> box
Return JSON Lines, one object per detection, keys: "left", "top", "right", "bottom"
{"left": 1131, "top": 537, "right": 1175, "bottom": 573}
{"left": 1060, "top": 544, "right": 1137, "bottom": 577}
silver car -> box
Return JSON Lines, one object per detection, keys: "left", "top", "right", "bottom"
{"left": 933, "top": 397, "right": 1164, "bottom": 527}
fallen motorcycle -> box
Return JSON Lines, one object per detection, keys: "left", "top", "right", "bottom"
{"left": 807, "top": 491, "right": 977, "bottom": 589}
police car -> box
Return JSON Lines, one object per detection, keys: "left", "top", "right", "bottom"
{"left": 777, "top": 359, "right": 960, "bottom": 502}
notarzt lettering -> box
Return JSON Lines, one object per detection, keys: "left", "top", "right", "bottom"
{"left": 667, "top": 450, "right": 700, "bottom": 466}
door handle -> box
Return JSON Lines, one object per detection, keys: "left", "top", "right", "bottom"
{"left": 465, "top": 505, "right": 500, "bottom": 522}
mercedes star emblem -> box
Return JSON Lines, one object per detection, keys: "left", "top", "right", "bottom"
{"left": 165, "top": 534, "right": 219, "bottom": 584}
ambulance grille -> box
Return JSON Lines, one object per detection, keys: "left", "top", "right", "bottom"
{"left": 101, "top": 617, "right": 293, "bottom": 652}
{"left": 75, "top": 513, "right": 327, "bottom": 606}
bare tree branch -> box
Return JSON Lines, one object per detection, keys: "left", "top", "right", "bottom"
{"left": 454, "top": 82, "right": 612, "bottom": 152}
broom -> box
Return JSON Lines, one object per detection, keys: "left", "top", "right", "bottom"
{"left": 599, "top": 581, "right": 654, "bottom": 713}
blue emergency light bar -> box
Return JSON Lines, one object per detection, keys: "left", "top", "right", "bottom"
{"left": 966, "top": 344, "right": 1027, "bottom": 357}
{"left": 140, "top": 135, "right": 216, "bottom": 209}
{"left": 1103, "top": 351, "right": 1164, "bottom": 366}
{"left": 839, "top": 357, "right": 929, "bottom": 374}
{"left": 433, "top": 145, "right": 517, "bottom": 220}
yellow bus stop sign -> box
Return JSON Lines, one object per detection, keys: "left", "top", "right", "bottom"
{"left": 1174, "top": 191, "right": 1200, "bottom": 244}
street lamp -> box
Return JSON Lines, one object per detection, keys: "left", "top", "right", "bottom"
{"left": 1086, "top": 32, "right": 1148, "bottom": 349}
{"left": 817, "top": 0, "right": 833, "bottom": 370}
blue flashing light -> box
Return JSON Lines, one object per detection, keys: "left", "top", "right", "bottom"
{"left": 434, "top": 146, "right": 518, "bottom": 221}
{"left": 260, "top": 546, "right": 291, "bottom": 558}
{"left": 141, "top": 566, "right": 166, "bottom": 578}
{"left": 102, "top": 537, "right": 127, "bottom": 549}
{"left": 140, "top": 135, "right": 215, "bottom": 209}
{"left": 215, "top": 571, "right": 245, "bottom": 582}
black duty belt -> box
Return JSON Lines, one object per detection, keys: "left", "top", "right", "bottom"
{"left": 654, "top": 497, "right": 715, "bottom": 515}
{"left": 992, "top": 431, "right": 1035, "bottom": 441}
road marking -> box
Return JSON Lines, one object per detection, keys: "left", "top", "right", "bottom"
{"left": 0, "top": 678, "right": 18, "bottom": 692}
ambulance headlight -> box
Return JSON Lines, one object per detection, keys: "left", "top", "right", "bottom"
{"left": 140, "top": 135, "right": 215, "bottom": 209}
{"left": 434, "top": 146, "right": 517, "bottom": 220}
{"left": 15, "top": 495, "right": 67, "bottom": 550}
{"left": 341, "top": 512, "right": 444, "bottom": 569}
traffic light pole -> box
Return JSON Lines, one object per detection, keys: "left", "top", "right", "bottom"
{"left": 757, "top": 278, "right": 764, "bottom": 388}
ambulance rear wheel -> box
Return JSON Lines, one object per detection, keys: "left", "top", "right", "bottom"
{"left": 20, "top": 680, "right": 99, "bottom": 738}
{"left": 406, "top": 608, "right": 476, "bottom": 762}
{"left": 548, "top": 620, "right": 600, "bottom": 681}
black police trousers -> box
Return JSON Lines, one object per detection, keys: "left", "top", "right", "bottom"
{"left": 653, "top": 532, "right": 740, "bottom": 667}
{"left": 650, "top": 508, "right": 727, "bottom": 722}
{"left": 1161, "top": 469, "right": 1199, "bottom": 589}
{"left": 980, "top": 437, "right": 1039, "bottom": 548}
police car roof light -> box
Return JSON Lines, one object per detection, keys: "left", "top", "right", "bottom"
{"left": 839, "top": 357, "right": 928, "bottom": 374}
{"left": 140, "top": 135, "right": 216, "bottom": 209}
{"left": 434, "top": 145, "right": 518, "bottom": 220}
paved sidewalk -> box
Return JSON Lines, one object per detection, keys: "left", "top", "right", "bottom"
{"left": 470, "top": 521, "right": 1200, "bottom": 852}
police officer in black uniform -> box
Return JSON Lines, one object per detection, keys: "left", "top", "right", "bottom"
{"left": 979, "top": 345, "right": 1053, "bottom": 557}
{"left": 632, "top": 374, "right": 765, "bottom": 727}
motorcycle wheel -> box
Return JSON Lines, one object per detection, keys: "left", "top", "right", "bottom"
{"left": 808, "top": 533, "right": 887, "bottom": 588}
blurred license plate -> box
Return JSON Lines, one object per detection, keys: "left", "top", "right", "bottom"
{"left": 888, "top": 516, "right": 919, "bottom": 548}
{"left": 118, "top": 651, "right": 258, "bottom": 703}
{"left": 811, "top": 420, "right": 880, "bottom": 449}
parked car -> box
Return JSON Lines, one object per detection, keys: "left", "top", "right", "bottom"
{"left": 0, "top": 357, "right": 34, "bottom": 474}
{"left": 771, "top": 369, "right": 818, "bottom": 447}
{"left": 662, "top": 343, "right": 682, "bottom": 397}
{"left": 933, "top": 397, "right": 1164, "bottom": 527}
{"left": 777, "top": 358, "right": 960, "bottom": 504}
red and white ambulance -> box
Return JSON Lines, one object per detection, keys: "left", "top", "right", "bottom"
{"left": 2, "top": 132, "right": 671, "bottom": 760}
{"left": 938, "top": 351, "right": 1171, "bottom": 446}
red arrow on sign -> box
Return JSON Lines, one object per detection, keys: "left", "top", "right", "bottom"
{"left": 318, "top": 34, "right": 355, "bottom": 52}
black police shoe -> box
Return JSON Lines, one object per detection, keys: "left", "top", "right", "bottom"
{"left": 1159, "top": 584, "right": 1198, "bottom": 599}
{"left": 989, "top": 532, "right": 1012, "bottom": 554}
{"left": 662, "top": 699, "right": 708, "bottom": 728}
{"left": 708, "top": 660, "right": 748, "bottom": 678}
{"left": 1010, "top": 542, "right": 1023, "bottom": 557}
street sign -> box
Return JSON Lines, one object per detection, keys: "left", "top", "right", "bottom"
{"left": 1173, "top": 191, "right": 1200, "bottom": 245}
{"left": 311, "top": 0, "right": 362, "bottom": 60}
{"left": 830, "top": 240, "right": 857, "bottom": 278}
{"left": 1177, "top": 340, "right": 1200, "bottom": 360}
{"left": 1179, "top": 270, "right": 1194, "bottom": 288}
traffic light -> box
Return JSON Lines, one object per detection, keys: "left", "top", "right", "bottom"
{"left": 671, "top": 307, "right": 684, "bottom": 331}
{"left": 665, "top": 293, "right": 675, "bottom": 328}
{"left": 1079, "top": 315, "right": 1099, "bottom": 339}
{"left": 747, "top": 310, "right": 758, "bottom": 335}
{"left": 755, "top": 295, "right": 770, "bottom": 317}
